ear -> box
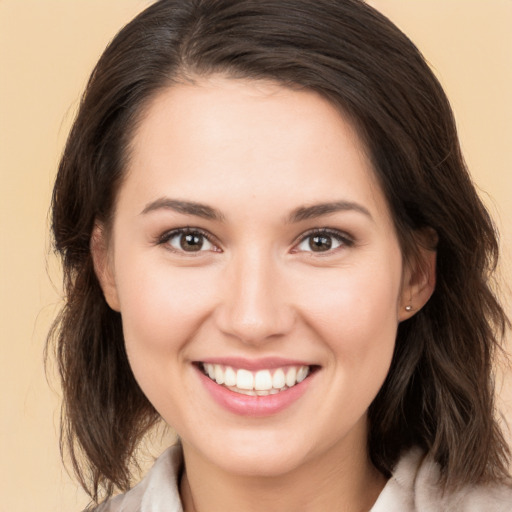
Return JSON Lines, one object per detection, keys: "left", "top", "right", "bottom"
{"left": 398, "top": 230, "right": 437, "bottom": 322}
{"left": 90, "top": 222, "right": 120, "bottom": 312}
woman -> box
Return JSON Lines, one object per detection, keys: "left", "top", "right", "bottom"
{"left": 49, "top": 0, "right": 512, "bottom": 510}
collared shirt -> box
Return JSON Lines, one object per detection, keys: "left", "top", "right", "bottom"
{"left": 95, "top": 445, "right": 512, "bottom": 511}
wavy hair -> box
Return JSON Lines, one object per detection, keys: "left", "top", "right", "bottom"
{"left": 49, "top": 0, "right": 510, "bottom": 502}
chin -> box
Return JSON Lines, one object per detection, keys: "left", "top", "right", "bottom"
{"left": 185, "top": 427, "right": 325, "bottom": 479}
{"left": 215, "top": 446, "right": 309, "bottom": 478}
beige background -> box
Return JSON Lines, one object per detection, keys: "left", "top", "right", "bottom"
{"left": 0, "top": 1, "right": 510, "bottom": 510}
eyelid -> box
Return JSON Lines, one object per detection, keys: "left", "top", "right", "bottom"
{"left": 156, "top": 227, "right": 222, "bottom": 253}
{"left": 291, "top": 228, "right": 355, "bottom": 253}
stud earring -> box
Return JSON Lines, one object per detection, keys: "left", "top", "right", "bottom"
{"left": 405, "top": 305, "right": 413, "bottom": 312}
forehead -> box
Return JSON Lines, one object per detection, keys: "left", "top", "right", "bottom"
{"left": 121, "top": 76, "right": 391, "bottom": 224}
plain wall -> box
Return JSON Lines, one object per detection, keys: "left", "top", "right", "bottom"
{"left": 0, "top": 1, "right": 510, "bottom": 510}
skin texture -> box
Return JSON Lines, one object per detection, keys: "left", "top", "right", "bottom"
{"left": 93, "top": 77, "right": 435, "bottom": 512}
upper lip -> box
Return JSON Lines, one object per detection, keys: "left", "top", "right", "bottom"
{"left": 196, "top": 357, "right": 316, "bottom": 371}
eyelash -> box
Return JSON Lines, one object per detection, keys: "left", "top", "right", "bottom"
{"left": 291, "top": 228, "right": 355, "bottom": 254}
{"left": 156, "top": 227, "right": 354, "bottom": 255}
{"left": 157, "top": 227, "right": 220, "bottom": 255}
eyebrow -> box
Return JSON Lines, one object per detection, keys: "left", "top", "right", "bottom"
{"left": 141, "top": 198, "right": 225, "bottom": 221}
{"left": 141, "top": 197, "right": 372, "bottom": 223}
{"left": 287, "top": 201, "right": 373, "bottom": 223}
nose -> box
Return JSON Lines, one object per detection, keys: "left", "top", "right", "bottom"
{"left": 214, "top": 251, "right": 296, "bottom": 345}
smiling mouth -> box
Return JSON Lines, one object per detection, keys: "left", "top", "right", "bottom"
{"left": 198, "top": 363, "right": 316, "bottom": 396}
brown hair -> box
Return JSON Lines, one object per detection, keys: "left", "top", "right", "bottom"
{"left": 49, "top": 0, "right": 510, "bottom": 503}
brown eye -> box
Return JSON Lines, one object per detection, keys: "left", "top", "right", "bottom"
{"left": 180, "top": 233, "right": 205, "bottom": 251}
{"left": 164, "top": 229, "right": 217, "bottom": 253}
{"left": 294, "top": 229, "right": 353, "bottom": 254}
{"left": 309, "top": 235, "right": 332, "bottom": 252}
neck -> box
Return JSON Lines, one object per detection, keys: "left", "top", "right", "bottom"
{"left": 180, "top": 429, "right": 386, "bottom": 512}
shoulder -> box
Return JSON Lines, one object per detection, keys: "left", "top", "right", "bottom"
{"left": 372, "top": 448, "right": 512, "bottom": 512}
{"left": 92, "top": 444, "right": 183, "bottom": 512}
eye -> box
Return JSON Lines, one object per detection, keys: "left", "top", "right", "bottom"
{"left": 159, "top": 228, "right": 219, "bottom": 253}
{"left": 294, "top": 229, "right": 353, "bottom": 253}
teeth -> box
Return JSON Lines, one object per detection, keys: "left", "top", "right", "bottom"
{"left": 285, "top": 367, "right": 297, "bottom": 387}
{"left": 224, "top": 366, "right": 237, "bottom": 387}
{"left": 202, "top": 363, "right": 312, "bottom": 395}
{"left": 237, "top": 388, "right": 257, "bottom": 396}
{"left": 254, "top": 370, "right": 272, "bottom": 391}
{"left": 236, "top": 369, "right": 254, "bottom": 390}
{"left": 297, "top": 366, "right": 309, "bottom": 383}
{"left": 272, "top": 368, "right": 286, "bottom": 389}
{"left": 205, "top": 363, "right": 215, "bottom": 380}
{"left": 214, "top": 365, "right": 225, "bottom": 385}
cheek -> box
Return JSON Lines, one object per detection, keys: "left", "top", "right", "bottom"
{"left": 313, "top": 267, "right": 401, "bottom": 413}
{"left": 114, "top": 257, "right": 219, "bottom": 422}
{"left": 295, "top": 255, "right": 402, "bottom": 397}
{"left": 299, "top": 263, "right": 402, "bottom": 341}
{"left": 114, "top": 253, "right": 217, "bottom": 360}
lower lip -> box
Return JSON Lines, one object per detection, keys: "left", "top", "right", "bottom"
{"left": 196, "top": 367, "right": 313, "bottom": 417}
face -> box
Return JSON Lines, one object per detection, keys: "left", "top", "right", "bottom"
{"left": 96, "top": 77, "right": 425, "bottom": 478}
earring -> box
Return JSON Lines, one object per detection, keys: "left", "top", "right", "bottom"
{"left": 405, "top": 305, "right": 413, "bottom": 312}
